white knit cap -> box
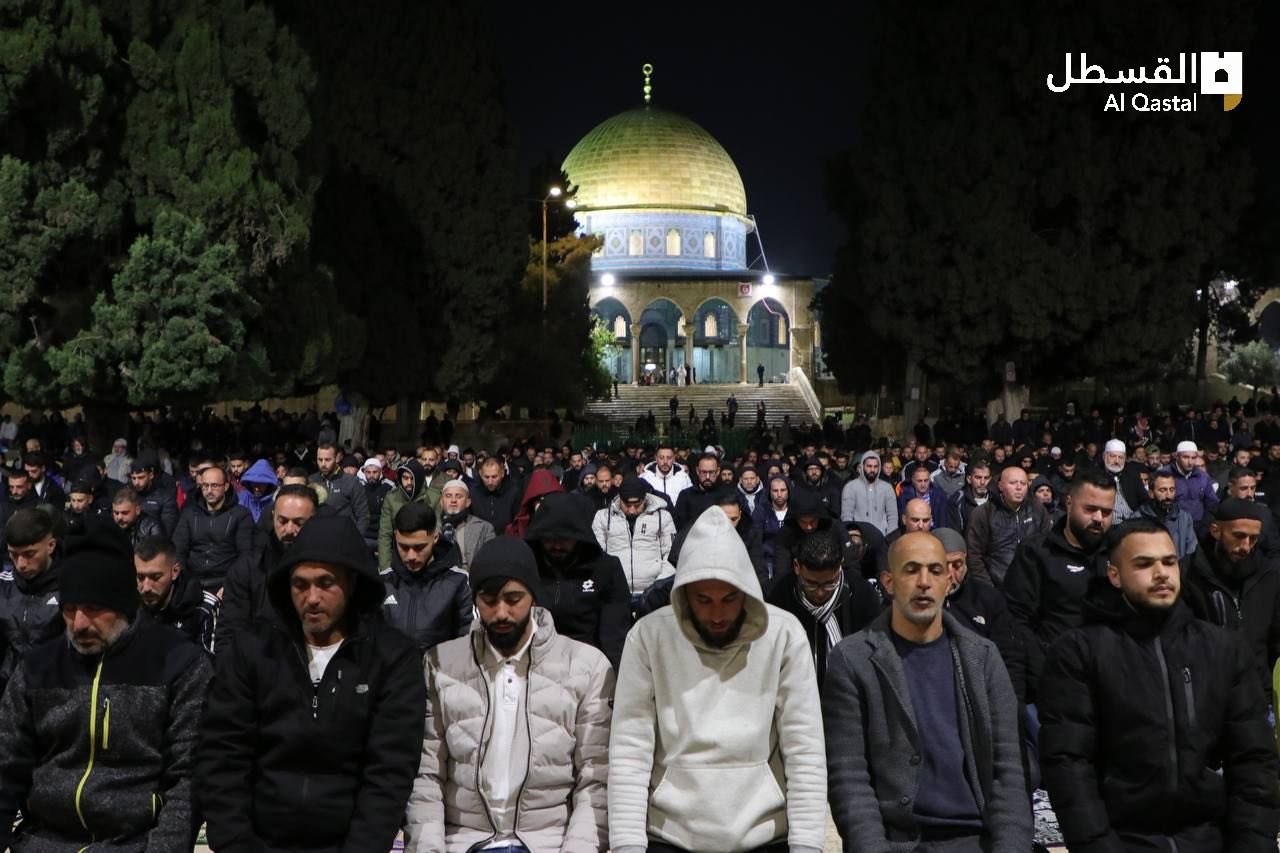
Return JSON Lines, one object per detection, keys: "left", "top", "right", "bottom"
{"left": 1104, "top": 439, "right": 1126, "bottom": 454}
{"left": 442, "top": 479, "right": 469, "bottom": 495}
{"left": 1176, "top": 440, "right": 1198, "bottom": 454}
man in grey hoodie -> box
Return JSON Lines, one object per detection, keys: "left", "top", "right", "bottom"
{"left": 841, "top": 451, "right": 899, "bottom": 536}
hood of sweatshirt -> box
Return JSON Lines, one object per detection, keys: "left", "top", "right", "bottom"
{"left": 670, "top": 507, "right": 768, "bottom": 650}
{"left": 396, "top": 459, "right": 428, "bottom": 501}
{"left": 240, "top": 459, "right": 279, "bottom": 489}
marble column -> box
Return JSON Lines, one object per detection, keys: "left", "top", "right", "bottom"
{"left": 738, "top": 323, "right": 750, "bottom": 384}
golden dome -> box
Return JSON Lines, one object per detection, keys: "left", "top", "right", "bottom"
{"left": 562, "top": 107, "right": 748, "bottom": 217}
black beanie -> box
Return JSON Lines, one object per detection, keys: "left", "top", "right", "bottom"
{"left": 1215, "top": 497, "right": 1268, "bottom": 524}
{"left": 469, "top": 537, "right": 540, "bottom": 601}
{"left": 61, "top": 529, "right": 139, "bottom": 618}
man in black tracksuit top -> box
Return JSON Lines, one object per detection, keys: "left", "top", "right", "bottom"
{"left": 0, "top": 508, "right": 63, "bottom": 693}
{"left": 1181, "top": 497, "right": 1280, "bottom": 706}
{"left": 1040, "top": 519, "right": 1279, "bottom": 852}
{"left": 525, "top": 492, "right": 632, "bottom": 670}
{"left": 136, "top": 535, "right": 218, "bottom": 654}
{"left": 379, "top": 502, "right": 471, "bottom": 653}
{"left": 1004, "top": 468, "right": 1115, "bottom": 701}
{"left": 197, "top": 516, "right": 426, "bottom": 852}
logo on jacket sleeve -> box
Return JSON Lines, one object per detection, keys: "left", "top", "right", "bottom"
{"left": 46, "top": 595, "right": 58, "bottom": 606}
{"left": 383, "top": 593, "right": 398, "bottom": 605}
{"left": 1066, "top": 564, "right": 1086, "bottom": 573}
{"left": 581, "top": 579, "right": 595, "bottom": 593}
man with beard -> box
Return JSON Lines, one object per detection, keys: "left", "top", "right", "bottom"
{"left": 793, "top": 456, "right": 842, "bottom": 519}
{"left": 1139, "top": 470, "right": 1198, "bottom": 559}
{"left": 198, "top": 516, "right": 425, "bottom": 853}
{"left": 586, "top": 459, "right": 617, "bottom": 512}
{"left": 640, "top": 443, "right": 692, "bottom": 504}
{"left": 437, "top": 479, "right": 494, "bottom": 573}
{"left": 525, "top": 492, "right": 632, "bottom": 670}
{"left": 1100, "top": 439, "right": 1148, "bottom": 524}
{"left": 0, "top": 509, "right": 63, "bottom": 691}
{"left": 308, "top": 443, "right": 370, "bottom": 534}
{"left": 673, "top": 453, "right": 731, "bottom": 530}
{"left": 841, "top": 450, "right": 899, "bottom": 536}
{"left": 964, "top": 465, "right": 1050, "bottom": 588}
{"left": 361, "top": 457, "right": 391, "bottom": 548}
{"left": 609, "top": 508, "right": 827, "bottom": 853}
{"left": 1040, "top": 520, "right": 1279, "bottom": 852}
{"left": 1161, "top": 440, "right": 1219, "bottom": 527}
{"left": 1004, "top": 467, "right": 1115, "bottom": 704}
{"left": 136, "top": 535, "right": 218, "bottom": 653}
{"left": 403, "top": 538, "right": 613, "bottom": 853}
{"left": 471, "top": 458, "right": 523, "bottom": 539}
{"left": 947, "top": 460, "right": 991, "bottom": 534}
{"left": 1219, "top": 466, "right": 1280, "bottom": 563}
{"left": 0, "top": 530, "right": 211, "bottom": 851}
{"left": 216, "top": 483, "right": 317, "bottom": 650}
{"left": 737, "top": 464, "right": 766, "bottom": 514}
{"left": 111, "top": 487, "right": 163, "bottom": 550}
{"left": 129, "top": 452, "right": 180, "bottom": 538}
{"left": 380, "top": 502, "right": 472, "bottom": 653}
{"left": 823, "top": 532, "right": 1030, "bottom": 852}
{"left": 378, "top": 459, "right": 440, "bottom": 569}
{"left": 1182, "top": 498, "right": 1280, "bottom": 708}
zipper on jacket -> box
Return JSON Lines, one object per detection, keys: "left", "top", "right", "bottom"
{"left": 74, "top": 657, "right": 105, "bottom": 837}
{"left": 1152, "top": 637, "right": 1179, "bottom": 792}
{"left": 102, "top": 698, "right": 110, "bottom": 750}
{"left": 1182, "top": 667, "right": 1196, "bottom": 730}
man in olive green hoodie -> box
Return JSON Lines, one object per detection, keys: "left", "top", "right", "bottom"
{"left": 377, "top": 460, "right": 441, "bottom": 568}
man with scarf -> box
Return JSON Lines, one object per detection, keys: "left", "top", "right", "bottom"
{"left": 437, "top": 479, "right": 494, "bottom": 573}
{"left": 767, "top": 530, "right": 881, "bottom": 687}
{"left": 1101, "top": 438, "right": 1149, "bottom": 523}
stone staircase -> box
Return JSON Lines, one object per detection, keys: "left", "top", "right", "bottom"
{"left": 582, "top": 383, "right": 817, "bottom": 430}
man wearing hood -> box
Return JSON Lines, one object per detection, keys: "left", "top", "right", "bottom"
{"left": 841, "top": 450, "right": 899, "bottom": 536}
{"left": 965, "top": 465, "right": 1050, "bottom": 587}
{"left": 1182, "top": 498, "right": 1280, "bottom": 706}
{"left": 377, "top": 459, "right": 440, "bottom": 570}
{"left": 216, "top": 483, "right": 318, "bottom": 651}
{"left": 594, "top": 476, "right": 674, "bottom": 603}
{"left": 823, "top": 532, "right": 1031, "bottom": 852}
{"left": 237, "top": 457, "right": 279, "bottom": 525}
{"left": 792, "top": 455, "right": 841, "bottom": 519}
{"left": 438, "top": 479, "right": 494, "bottom": 573}
{"left": 609, "top": 509, "right": 827, "bottom": 853}
{"left": 472, "top": 458, "right": 522, "bottom": 538}
{"left": 1040, "top": 520, "right": 1279, "bottom": 852}
{"left": 525, "top": 492, "right": 631, "bottom": 669}
{"left": 0, "top": 529, "right": 211, "bottom": 851}
{"left": 506, "top": 468, "right": 566, "bottom": 538}
{"left": 947, "top": 460, "right": 992, "bottom": 534}
{"left": 1160, "top": 440, "right": 1220, "bottom": 528}
{"left": 767, "top": 530, "right": 881, "bottom": 687}
{"left": 136, "top": 535, "right": 218, "bottom": 653}
{"left": 1004, "top": 467, "right": 1115, "bottom": 703}
{"left": 404, "top": 538, "right": 613, "bottom": 853}
{"left": 380, "top": 502, "right": 472, "bottom": 652}
{"left": 198, "top": 515, "right": 426, "bottom": 852}
{"left": 1139, "top": 470, "right": 1198, "bottom": 559}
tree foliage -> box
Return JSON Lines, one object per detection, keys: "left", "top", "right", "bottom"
{"left": 1221, "top": 340, "right": 1280, "bottom": 390}
{"left": 820, "top": 0, "right": 1256, "bottom": 395}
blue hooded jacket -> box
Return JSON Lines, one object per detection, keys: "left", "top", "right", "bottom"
{"left": 238, "top": 459, "right": 279, "bottom": 523}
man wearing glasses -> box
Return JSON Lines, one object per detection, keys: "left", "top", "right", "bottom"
{"left": 173, "top": 464, "right": 255, "bottom": 594}
{"left": 767, "top": 531, "right": 882, "bottom": 686}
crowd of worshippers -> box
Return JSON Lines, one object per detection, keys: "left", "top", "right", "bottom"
{"left": 0, "top": 399, "right": 1279, "bottom": 852}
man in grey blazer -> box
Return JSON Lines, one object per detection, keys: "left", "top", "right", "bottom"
{"left": 822, "top": 531, "right": 1031, "bottom": 852}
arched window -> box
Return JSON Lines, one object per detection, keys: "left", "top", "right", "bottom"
{"left": 704, "top": 312, "right": 718, "bottom": 338}
{"left": 666, "top": 229, "right": 681, "bottom": 256}
{"left": 629, "top": 230, "right": 643, "bottom": 256}
{"left": 613, "top": 315, "right": 628, "bottom": 338}
{"left": 703, "top": 232, "right": 716, "bottom": 258}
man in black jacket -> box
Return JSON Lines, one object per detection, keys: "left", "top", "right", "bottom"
{"left": 767, "top": 531, "right": 880, "bottom": 686}
{"left": 525, "top": 492, "right": 632, "bottom": 669}
{"left": 1004, "top": 466, "right": 1115, "bottom": 702}
{"left": 129, "top": 453, "right": 180, "bottom": 538}
{"left": 197, "top": 515, "right": 426, "bottom": 852}
{"left": 0, "top": 530, "right": 211, "bottom": 851}
{"left": 1040, "top": 519, "right": 1280, "bottom": 852}
{"left": 309, "top": 443, "right": 371, "bottom": 535}
{"left": 1182, "top": 497, "right": 1280, "bottom": 707}
{"left": 215, "top": 483, "right": 317, "bottom": 652}
{"left": 672, "top": 452, "right": 731, "bottom": 530}
{"left": 472, "top": 457, "right": 522, "bottom": 535}
{"left": 136, "top": 535, "right": 217, "bottom": 654}
{"left": 0, "top": 508, "right": 62, "bottom": 692}
{"left": 792, "top": 455, "right": 842, "bottom": 519}
{"left": 172, "top": 464, "right": 255, "bottom": 592}
{"left": 111, "top": 487, "right": 163, "bottom": 550}
{"left": 380, "top": 502, "right": 471, "bottom": 652}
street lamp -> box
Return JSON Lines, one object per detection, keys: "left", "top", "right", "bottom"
{"left": 542, "top": 186, "right": 562, "bottom": 313}
{"left": 600, "top": 273, "right": 616, "bottom": 287}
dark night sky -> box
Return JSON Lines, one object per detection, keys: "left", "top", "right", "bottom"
{"left": 495, "top": 8, "right": 863, "bottom": 278}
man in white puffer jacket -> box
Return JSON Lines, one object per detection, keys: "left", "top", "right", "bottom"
{"left": 608, "top": 507, "right": 827, "bottom": 853}
{"left": 592, "top": 477, "right": 674, "bottom": 603}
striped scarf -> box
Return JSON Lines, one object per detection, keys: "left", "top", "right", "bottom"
{"left": 794, "top": 583, "right": 843, "bottom": 658}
